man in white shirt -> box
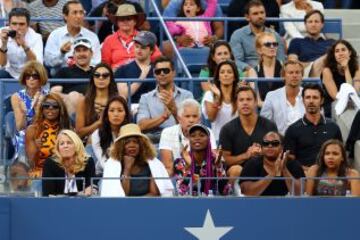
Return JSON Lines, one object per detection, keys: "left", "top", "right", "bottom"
{"left": 0, "top": 8, "right": 43, "bottom": 79}
{"left": 260, "top": 60, "right": 305, "bottom": 135}
{"left": 159, "top": 98, "right": 217, "bottom": 176}
{"left": 44, "top": 0, "right": 101, "bottom": 75}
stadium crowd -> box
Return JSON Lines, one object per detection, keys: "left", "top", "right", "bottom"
{"left": 3, "top": 0, "right": 360, "bottom": 197}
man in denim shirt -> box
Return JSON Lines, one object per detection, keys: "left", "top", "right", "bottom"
{"left": 230, "top": 0, "right": 285, "bottom": 72}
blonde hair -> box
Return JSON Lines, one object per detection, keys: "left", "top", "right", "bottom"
{"left": 110, "top": 136, "right": 156, "bottom": 164}
{"left": 52, "top": 130, "right": 89, "bottom": 174}
{"left": 19, "top": 60, "right": 48, "bottom": 86}
{"left": 255, "top": 32, "right": 277, "bottom": 63}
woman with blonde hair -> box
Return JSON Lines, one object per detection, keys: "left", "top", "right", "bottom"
{"left": 25, "top": 93, "right": 71, "bottom": 178}
{"left": 42, "top": 130, "right": 95, "bottom": 196}
{"left": 101, "top": 123, "right": 173, "bottom": 197}
{"left": 11, "top": 60, "right": 49, "bottom": 163}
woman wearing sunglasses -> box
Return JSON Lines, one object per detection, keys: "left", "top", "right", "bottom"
{"left": 11, "top": 60, "right": 49, "bottom": 163}
{"left": 76, "top": 63, "right": 119, "bottom": 145}
{"left": 254, "top": 32, "right": 284, "bottom": 105}
{"left": 306, "top": 139, "right": 360, "bottom": 196}
{"left": 25, "top": 93, "right": 71, "bottom": 178}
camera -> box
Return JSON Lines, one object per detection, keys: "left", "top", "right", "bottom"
{"left": 7, "top": 30, "right": 16, "bottom": 38}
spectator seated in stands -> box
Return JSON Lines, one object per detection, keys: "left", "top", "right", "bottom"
{"left": 163, "top": 0, "right": 218, "bottom": 58}
{"left": 88, "top": 0, "right": 150, "bottom": 43}
{"left": 28, "top": 0, "right": 68, "bottom": 42}
{"left": 163, "top": 0, "right": 223, "bottom": 50}
{"left": 42, "top": 129, "right": 96, "bottom": 196}
{"left": 230, "top": 0, "right": 285, "bottom": 73}
{"left": 137, "top": 56, "right": 193, "bottom": 144}
{"left": 306, "top": 139, "right": 360, "bottom": 196}
{"left": 240, "top": 131, "right": 305, "bottom": 196}
{"left": 280, "top": 0, "right": 324, "bottom": 43}
{"left": 11, "top": 61, "right": 49, "bottom": 164}
{"left": 287, "top": 10, "right": 335, "bottom": 77}
{"left": 53, "top": 37, "right": 94, "bottom": 95}
{"left": 219, "top": 86, "right": 277, "bottom": 185}
{"left": 159, "top": 99, "right": 217, "bottom": 176}
{"left": 227, "top": 0, "right": 280, "bottom": 38}
{"left": 260, "top": 60, "right": 305, "bottom": 135}
{"left": 202, "top": 60, "right": 239, "bottom": 142}
{"left": 284, "top": 84, "right": 342, "bottom": 173}
{"left": 0, "top": 7, "right": 43, "bottom": 79}
{"left": 44, "top": 0, "right": 101, "bottom": 76}
{"left": 322, "top": 40, "right": 360, "bottom": 117}
{"left": 254, "top": 32, "right": 284, "bottom": 104}
{"left": 76, "top": 63, "right": 119, "bottom": 145}
{"left": 101, "top": 3, "right": 161, "bottom": 70}
{"left": 101, "top": 123, "right": 174, "bottom": 197}
{"left": 91, "top": 96, "right": 131, "bottom": 176}
{"left": 9, "top": 161, "right": 30, "bottom": 193}
{"left": 199, "top": 40, "right": 255, "bottom": 93}
{"left": 174, "top": 124, "right": 231, "bottom": 196}
{"left": 25, "top": 93, "right": 71, "bottom": 178}
{"left": 0, "top": 0, "right": 27, "bottom": 19}
{"left": 114, "top": 31, "right": 157, "bottom": 104}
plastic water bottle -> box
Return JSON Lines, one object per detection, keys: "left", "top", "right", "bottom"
{"left": 208, "top": 190, "right": 214, "bottom": 197}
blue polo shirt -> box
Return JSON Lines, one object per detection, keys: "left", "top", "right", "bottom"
{"left": 288, "top": 36, "right": 335, "bottom": 62}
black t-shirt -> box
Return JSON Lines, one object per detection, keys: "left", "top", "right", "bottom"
{"left": 114, "top": 60, "right": 155, "bottom": 103}
{"left": 240, "top": 156, "right": 305, "bottom": 196}
{"left": 219, "top": 116, "right": 277, "bottom": 161}
{"left": 284, "top": 116, "right": 343, "bottom": 167}
{"left": 88, "top": 1, "right": 145, "bottom": 43}
{"left": 53, "top": 65, "right": 93, "bottom": 94}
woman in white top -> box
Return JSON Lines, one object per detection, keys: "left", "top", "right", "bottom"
{"left": 280, "top": 0, "right": 324, "bottom": 43}
{"left": 91, "top": 96, "right": 131, "bottom": 176}
{"left": 202, "top": 60, "right": 239, "bottom": 141}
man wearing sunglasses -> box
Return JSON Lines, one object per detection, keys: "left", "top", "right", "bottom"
{"left": 240, "top": 131, "right": 304, "bottom": 196}
{"left": 114, "top": 31, "right": 156, "bottom": 104}
{"left": 44, "top": 0, "right": 101, "bottom": 76}
{"left": 230, "top": 0, "right": 285, "bottom": 73}
{"left": 0, "top": 8, "right": 43, "bottom": 79}
{"left": 137, "top": 56, "right": 194, "bottom": 144}
{"left": 260, "top": 60, "right": 306, "bottom": 135}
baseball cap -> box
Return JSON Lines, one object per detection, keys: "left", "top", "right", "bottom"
{"left": 73, "top": 37, "right": 92, "bottom": 49}
{"left": 134, "top": 31, "right": 157, "bottom": 48}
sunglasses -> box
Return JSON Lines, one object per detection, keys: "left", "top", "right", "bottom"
{"left": 73, "top": 38, "right": 91, "bottom": 45}
{"left": 42, "top": 102, "right": 60, "bottom": 110}
{"left": 154, "top": 68, "right": 171, "bottom": 75}
{"left": 25, "top": 73, "right": 40, "bottom": 80}
{"left": 93, "top": 72, "right": 111, "bottom": 78}
{"left": 262, "top": 140, "right": 281, "bottom": 147}
{"left": 263, "top": 42, "right": 279, "bottom": 48}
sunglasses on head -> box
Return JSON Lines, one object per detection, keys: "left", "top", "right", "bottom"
{"left": 262, "top": 140, "right": 281, "bottom": 147}
{"left": 154, "top": 68, "right": 171, "bottom": 75}
{"left": 42, "top": 102, "right": 60, "bottom": 110}
{"left": 93, "top": 72, "right": 111, "bottom": 78}
{"left": 25, "top": 73, "right": 40, "bottom": 80}
{"left": 73, "top": 38, "right": 91, "bottom": 45}
{"left": 263, "top": 42, "right": 279, "bottom": 48}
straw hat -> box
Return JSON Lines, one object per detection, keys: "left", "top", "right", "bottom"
{"left": 114, "top": 123, "right": 148, "bottom": 142}
{"left": 115, "top": 3, "right": 145, "bottom": 27}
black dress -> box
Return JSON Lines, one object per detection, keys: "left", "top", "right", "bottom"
{"left": 256, "top": 60, "right": 284, "bottom": 101}
{"left": 42, "top": 157, "right": 95, "bottom": 196}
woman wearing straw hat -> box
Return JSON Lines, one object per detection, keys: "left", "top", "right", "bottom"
{"left": 101, "top": 3, "right": 162, "bottom": 70}
{"left": 101, "top": 123, "right": 174, "bottom": 197}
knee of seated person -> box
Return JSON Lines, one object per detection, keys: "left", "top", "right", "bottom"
{"left": 227, "top": 165, "right": 242, "bottom": 177}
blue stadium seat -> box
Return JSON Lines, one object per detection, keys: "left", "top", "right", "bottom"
{"left": 178, "top": 47, "right": 210, "bottom": 76}
{"left": 218, "top": 0, "right": 231, "bottom": 15}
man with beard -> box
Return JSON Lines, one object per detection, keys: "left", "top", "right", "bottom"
{"left": 219, "top": 86, "right": 277, "bottom": 183}
{"left": 240, "top": 131, "right": 304, "bottom": 196}
{"left": 284, "top": 84, "right": 342, "bottom": 172}
{"left": 260, "top": 60, "right": 305, "bottom": 135}
{"left": 229, "top": 0, "right": 285, "bottom": 72}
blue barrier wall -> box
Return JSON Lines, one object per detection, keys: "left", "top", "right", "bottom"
{"left": 0, "top": 197, "right": 358, "bottom": 240}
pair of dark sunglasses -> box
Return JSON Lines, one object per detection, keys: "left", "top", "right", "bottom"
{"left": 154, "top": 68, "right": 171, "bottom": 75}
{"left": 42, "top": 102, "right": 60, "bottom": 110}
{"left": 263, "top": 42, "right": 279, "bottom": 48}
{"left": 94, "top": 72, "right": 111, "bottom": 79}
{"left": 25, "top": 73, "right": 40, "bottom": 80}
{"left": 73, "top": 38, "right": 91, "bottom": 45}
{"left": 262, "top": 140, "right": 281, "bottom": 147}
